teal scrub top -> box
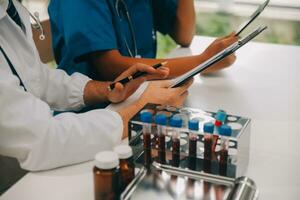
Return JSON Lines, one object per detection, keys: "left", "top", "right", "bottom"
{"left": 48, "top": 0, "right": 178, "bottom": 80}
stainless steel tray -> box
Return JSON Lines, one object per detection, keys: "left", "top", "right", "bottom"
{"left": 121, "top": 162, "right": 258, "bottom": 200}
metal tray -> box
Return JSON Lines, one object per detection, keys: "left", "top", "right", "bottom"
{"left": 121, "top": 162, "right": 258, "bottom": 200}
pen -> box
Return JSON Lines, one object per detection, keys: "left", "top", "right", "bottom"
{"left": 108, "top": 61, "right": 168, "bottom": 91}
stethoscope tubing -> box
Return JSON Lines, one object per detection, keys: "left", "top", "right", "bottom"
{"left": 115, "top": 0, "right": 138, "bottom": 57}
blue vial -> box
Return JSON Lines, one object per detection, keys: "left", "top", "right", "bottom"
{"left": 215, "top": 109, "right": 227, "bottom": 123}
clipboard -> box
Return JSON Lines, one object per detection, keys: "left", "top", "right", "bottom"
{"left": 235, "top": 0, "right": 270, "bottom": 36}
{"left": 169, "top": 26, "right": 267, "bottom": 88}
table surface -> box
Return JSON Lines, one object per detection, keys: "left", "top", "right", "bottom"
{"left": 1, "top": 36, "right": 300, "bottom": 200}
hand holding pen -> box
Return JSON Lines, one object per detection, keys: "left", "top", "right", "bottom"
{"left": 106, "top": 62, "right": 169, "bottom": 103}
{"left": 108, "top": 62, "right": 168, "bottom": 91}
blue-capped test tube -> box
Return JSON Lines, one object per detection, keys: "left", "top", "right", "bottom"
{"left": 219, "top": 124, "right": 232, "bottom": 176}
{"left": 203, "top": 122, "right": 214, "bottom": 161}
{"left": 213, "top": 110, "right": 227, "bottom": 151}
{"left": 140, "top": 111, "right": 153, "bottom": 168}
{"left": 170, "top": 115, "right": 183, "bottom": 167}
{"left": 155, "top": 114, "right": 167, "bottom": 164}
{"left": 188, "top": 119, "right": 199, "bottom": 158}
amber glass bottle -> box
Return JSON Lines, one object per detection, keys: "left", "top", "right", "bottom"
{"left": 93, "top": 151, "right": 120, "bottom": 200}
{"left": 114, "top": 145, "right": 135, "bottom": 192}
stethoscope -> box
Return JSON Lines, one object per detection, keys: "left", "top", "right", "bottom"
{"left": 12, "top": 0, "right": 45, "bottom": 40}
{"left": 115, "top": 0, "right": 138, "bottom": 58}
{"left": 29, "top": 11, "right": 45, "bottom": 41}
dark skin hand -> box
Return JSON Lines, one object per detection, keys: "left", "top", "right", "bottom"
{"left": 88, "top": 33, "right": 238, "bottom": 81}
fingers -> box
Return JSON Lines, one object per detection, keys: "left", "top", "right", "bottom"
{"left": 116, "top": 63, "right": 153, "bottom": 80}
{"left": 124, "top": 77, "right": 146, "bottom": 98}
{"left": 148, "top": 79, "right": 172, "bottom": 88}
{"left": 176, "top": 91, "right": 189, "bottom": 107}
{"left": 120, "top": 63, "right": 170, "bottom": 83}
{"left": 172, "top": 78, "right": 194, "bottom": 95}
{"left": 215, "top": 33, "right": 238, "bottom": 45}
{"left": 113, "top": 82, "right": 124, "bottom": 93}
{"left": 134, "top": 63, "right": 156, "bottom": 74}
{"left": 146, "top": 66, "right": 169, "bottom": 80}
{"left": 223, "top": 35, "right": 239, "bottom": 44}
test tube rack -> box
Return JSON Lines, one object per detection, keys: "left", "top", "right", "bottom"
{"left": 128, "top": 104, "right": 251, "bottom": 178}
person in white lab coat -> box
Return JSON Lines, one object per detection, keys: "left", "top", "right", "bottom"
{"left": 0, "top": 0, "right": 192, "bottom": 173}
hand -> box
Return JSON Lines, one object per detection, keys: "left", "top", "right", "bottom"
{"left": 138, "top": 78, "right": 194, "bottom": 107}
{"left": 201, "top": 33, "right": 238, "bottom": 74}
{"left": 108, "top": 63, "right": 169, "bottom": 103}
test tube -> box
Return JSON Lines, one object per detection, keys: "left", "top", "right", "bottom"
{"left": 140, "top": 111, "right": 153, "bottom": 168}
{"left": 155, "top": 113, "right": 167, "bottom": 164}
{"left": 213, "top": 110, "right": 227, "bottom": 151}
{"left": 218, "top": 124, "right": 232, "bottom": 176}
{"left": 188, "top": 119, "right": 199, "bottom": 158}
{"left": 203, "top": 122, "right": 214, "bottom": 161}
{"left": 170, "top": 115, "right": 183, "bottom": 167}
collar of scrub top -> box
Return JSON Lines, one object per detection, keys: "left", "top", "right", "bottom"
{"left": 115, "top": 0, "right": 140, "bottom": 58}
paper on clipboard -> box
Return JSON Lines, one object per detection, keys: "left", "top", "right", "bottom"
{"left": 235, "top": 0, "right": 270, "bottom": 36}
{"left": 169, "top": 26, "right": 268, "bottom": 88}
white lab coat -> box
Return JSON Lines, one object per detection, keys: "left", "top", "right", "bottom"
{"left": 0, "top": 0, "right": 123, "bottom": 171}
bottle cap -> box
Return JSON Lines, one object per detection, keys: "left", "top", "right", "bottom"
{"left": 95, "top": 151, "right": 119, "bottom": 170}
{"left": 155, "top": 114, "right": 167, "bottom": 125}
{"left": 215, "top": 109, "right": 227, "bottom": 122}
{"left": 140, "top": 111, "right": 152, "bottom": 123}
{"left": 219, "top": 125, "right": 232, "bottom": 137}
{"left": 188, "top": 119, "right": 199, "bottom": 131}
{"left": 114, "top": 145, "right": 133, "bottom": 159}
{"left": 203, "top": 122, "right": 214, "bottom": 134}
{"left": 215, "top": 120, "right": 222, "bottom": 127}
{"left": 170, "top": 115, "right": 182, "bottom": 128}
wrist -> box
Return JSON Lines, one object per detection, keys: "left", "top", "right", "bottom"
{"left": 136, "top": 98, "right": 147, "bottom": 109}
{"left": 83, "top": 80, "right": 111, "bottom": 106}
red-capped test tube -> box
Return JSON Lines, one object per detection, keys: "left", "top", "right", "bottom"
{"left": 213, "top": 110, "right": 227, "bottom": 151}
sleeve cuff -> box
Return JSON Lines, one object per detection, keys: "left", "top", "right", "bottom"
{"left": 70, "top": 72, "right": 91, "bottom": 109}
{"left": 70, "top": 40, "right": 118, "bottom": 63}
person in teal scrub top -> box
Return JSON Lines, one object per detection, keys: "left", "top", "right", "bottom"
{"left": 49, "top": 0, "right": 237, "bottom": 81}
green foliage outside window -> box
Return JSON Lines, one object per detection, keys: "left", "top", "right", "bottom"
{"left": 157, "top": 11, "right": 300, "bottom": 58}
